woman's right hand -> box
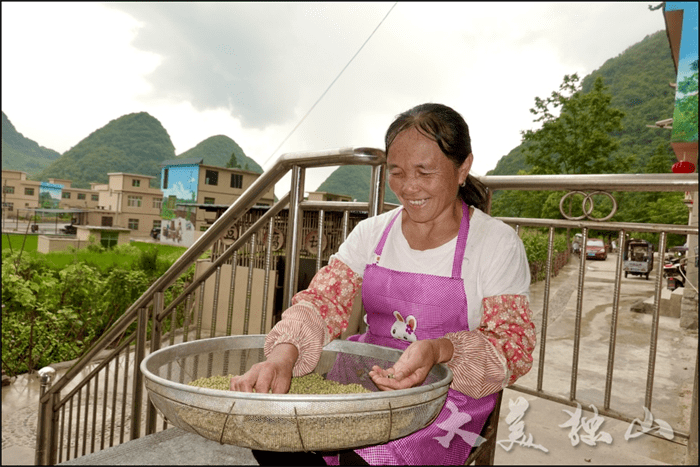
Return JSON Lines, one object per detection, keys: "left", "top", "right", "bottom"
{"left": 229, "top": 343, "right": 298, "bottom": 394}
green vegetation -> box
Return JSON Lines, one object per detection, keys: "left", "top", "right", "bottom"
{"left": 316, "top": 165, "right": 400, "bottom": 205}
{"left": 489, "top": 31, "right": 688, "bottom": 246}
{"left": 34, "top": 112, "right": 176, "bottom": 189}
{"left": 1, "top": 111, "right": 61, "bottom": 175}
{"left": 520, "top": 230, "right": 571, "bottom": 283}
{"left": 489, "top": 31, "right": 678, "bottom": 177}
{"left": 1, "top": 239, "right": 190, "bottom": 376}
{"left": 522, "top": 74, "right": 626, "bottom": 175}
{"left": 178, "top": 135, "right": 262, "bottom": 173}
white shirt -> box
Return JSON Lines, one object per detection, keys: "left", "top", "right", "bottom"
{"left": 332, "top": 206, "right": 531, "bottom": 330}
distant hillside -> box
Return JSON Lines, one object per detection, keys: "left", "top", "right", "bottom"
{"left": 1, "top": 111, "right": 61, "bottom": 175}
{"left": 316, "top": 165, "right": 400, "bottom": 204}
{"left": 177, "top": 135, "right": 262, "bottom": 173}
{"left": 35, "top": 112, "right": 176, "bottom": 188}
{"left": 488, "top": 30, "right": 677, "bottom": 176}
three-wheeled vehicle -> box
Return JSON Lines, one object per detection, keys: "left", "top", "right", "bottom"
{"left": 623, "top": 238, "right": 654, "bottom": 279}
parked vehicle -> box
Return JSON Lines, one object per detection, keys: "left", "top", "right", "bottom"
{"left": 572, "top": 233, "right": 583, "bottom": 255}
{"left": 663, "top": 248, "right": 687, "bottom": 290}
{"left": 623, "top": 238, "right": 654, "bottom": 280}
{"left": 585, "top": 238, "right": 607, "bottom": 261}
{"left": 61, "top": 224, "right": 77, "bottom": 235}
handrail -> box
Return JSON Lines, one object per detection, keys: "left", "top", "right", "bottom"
{"left": 479, "top": 173, "right": 698, "bottom": 191}
{"left": 34, "top": 147, "right": 698, "bottom": 464}
{"left": 41, "top": 146, "right": 385, "bottom": 401}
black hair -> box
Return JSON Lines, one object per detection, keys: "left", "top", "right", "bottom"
{"left": 385, "top": 103, "right": 488, "bottom": 212}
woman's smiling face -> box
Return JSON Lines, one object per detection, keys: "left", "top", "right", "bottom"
{"left": 387, "top": 127, "right": 472, "bottom": 226}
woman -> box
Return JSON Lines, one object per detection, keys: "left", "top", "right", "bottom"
{"left": 231, "top": 103, "right": 536, "bottom": 465}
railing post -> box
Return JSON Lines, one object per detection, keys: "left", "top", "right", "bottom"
{"left": 645, "top": 232, "right": 667, "bottom": 411}
{"left": 130, "top": 306, "right": 148, "bottom": 440}
{"left": 145, "top": 292, "right": 163, "bottom": 436}
{"left": 283, "top": 166, "right": 305, "bottom": 309}
{"left": 35, "top": 366, "right": 57, "bottom": 465}
{"left": 536, "top": 227, "right": 556, "bottom": 392}
{"left": 604, "top": 229, "right": 627, "bottom": 410}
{"left": 570, "top": 227, "right": 588, "bottom": 401}
{"left": 368, "top": 164, "right": 386, "bottom": 217}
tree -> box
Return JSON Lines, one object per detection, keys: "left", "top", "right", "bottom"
{"left": 225, "top": 151, "right": 241, "bottom": 169}
{"left": 522, "top": 74, "right": 626, "bottom": 175}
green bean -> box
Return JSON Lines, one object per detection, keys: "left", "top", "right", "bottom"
{"left": 188, "top": 373, "right": 371, "bottom": 394}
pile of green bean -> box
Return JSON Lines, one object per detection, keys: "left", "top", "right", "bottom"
{"left": 188, "top": 372, "right": 371, "bottom": 394}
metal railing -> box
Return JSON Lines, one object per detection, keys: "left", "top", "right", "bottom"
{"left": 34, "top": 148, "right": 698, "bottom": 464}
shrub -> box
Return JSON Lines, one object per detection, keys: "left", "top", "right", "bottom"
{"left": 520, "top": 229, "right": 570, "bottom": 283}
{"left": 1, "top": 244, "right": 185, "bottom": 377}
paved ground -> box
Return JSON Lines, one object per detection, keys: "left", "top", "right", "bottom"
{"left": 2, "top": 253, "right": 697, "bottom": 465}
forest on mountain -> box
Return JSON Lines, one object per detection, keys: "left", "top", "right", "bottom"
{"left": 1, "top": 111, "right": 61, "bottom": 174}
{"left": 487, "top": 30, "right": 689, "bottom": 244}
{"left": 1, "top": 115, "right": 260, "bottom": 187}
{"left": 34, "top": 112, "right": 176, "bottom": 189}
{"left": 177, "top": 135, "right": 262, "bottom": 173}
{"left": 488, "top": 31, "right": 678, "bottom": 177}
{"left": 316, "top": 165, "right": 400, "bottom": 204}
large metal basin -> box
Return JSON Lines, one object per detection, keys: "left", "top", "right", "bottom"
{"left": 141, "top": 335, "right": 452, "bottom": 452}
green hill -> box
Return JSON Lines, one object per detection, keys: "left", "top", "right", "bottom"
{"left": 35, "top": 112, "right": 176, "bottom": 188}
{"left": 177, "top": 135, "right": 262, "bottom": 173}
{"left": 1, "top": 111, "right": 61, "bottom": 175}
{"left": 488, "top": 30, "right": 677, "bottom": 176}
{"left": 316, "top": 165, "right": 400, "bottom": 204}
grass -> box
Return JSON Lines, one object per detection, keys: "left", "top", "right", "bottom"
{"left": 1, "top": 232, "right": 38, "bottom": 253}
{"left": 2, "top": 233, "right": 188, "bottom": 273}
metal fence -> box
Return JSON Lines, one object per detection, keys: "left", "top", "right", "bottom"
{"left": 34, "top": 147, "right": 698, "bottom": 464}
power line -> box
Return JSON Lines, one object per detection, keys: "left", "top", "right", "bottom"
{"left": 262, "top": 2, "right": 398, "bottom": 167}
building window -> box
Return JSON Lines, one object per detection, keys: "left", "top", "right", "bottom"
{"left": 132, "top": 179, "right": 141, "bottom": 187}
{"left": 153, "top": 198, "right": 163, "bottom": 209}
{"left": 101, "top": 216, "right": 113, "bottom": 227}
{"left": 204, "top": 197, "right": 215, "bottom": 205}
{"left": 230, "top": 173, "right": 243, "bottom": 189}
{"left": 163, "top": 168, "right": 169, "bottom": 189}
{"left": 127, "top": 195, "right": 142, "bottom": 207}
{"left": 153, "top": 220, "right": 161, "bottom": 229}
{"left": 205, "top": 169, "right": 219, "bottom": 186}
{"left": 3, "top": 202, "right": 13, "bottom": 212}
{"left": 77, "top": 193, "right": 86, "bottom": 200}
{"left": 3, "top": 186, "right": 14, "bottom": 194}
{"left": 62, "top": 192, "right": 71, "bottom": 199}
{"left": 128, "top": 218, "right": 139, "bottom": 230}
{"left": 91, "top": 194, "right": 99, "bottom": 201}
{"left": 24, "top": 188, "right": 35, "bottom": 196}
{"left": 100, "top": 231, "right": 119, "bottom": 249}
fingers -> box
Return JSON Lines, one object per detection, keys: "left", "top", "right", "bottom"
{"left": 228, "top": 363, "right": 289, "bottom": 394}
{"left": 369, "top": 365, "right": 416, "bottom": 391}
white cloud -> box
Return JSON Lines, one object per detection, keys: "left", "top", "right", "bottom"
{"left": 2, "top": 2, "right": 667, "bottom": 197}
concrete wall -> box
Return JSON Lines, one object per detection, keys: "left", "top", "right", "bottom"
{"left": 194, "top": 260, "right": 277, "bottom": 336}
{"left": 37, "top": 235, "right": 83, "bottom": 253}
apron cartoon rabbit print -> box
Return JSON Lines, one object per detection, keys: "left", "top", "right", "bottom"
{"left": 390, "top": 311, "right": 417, "bottom": 342}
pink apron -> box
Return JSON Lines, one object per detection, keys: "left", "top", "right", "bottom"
{"left": 327, "top": 201, "right": 498, "bottom": 465}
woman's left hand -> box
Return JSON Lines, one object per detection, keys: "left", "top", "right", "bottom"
{"left": 369, "top": 338, "right": 453, "bottom": 390}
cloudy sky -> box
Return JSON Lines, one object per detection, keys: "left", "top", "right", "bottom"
{"left": 2, "top": 2, "right": 667, "bottom": 197}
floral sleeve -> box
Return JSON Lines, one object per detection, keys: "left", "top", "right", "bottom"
{"left": 264, "top": 258, "right": 362, "bottom": 376}
{"left": 443, "top": 294, "right": 536, "bottom": 399}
